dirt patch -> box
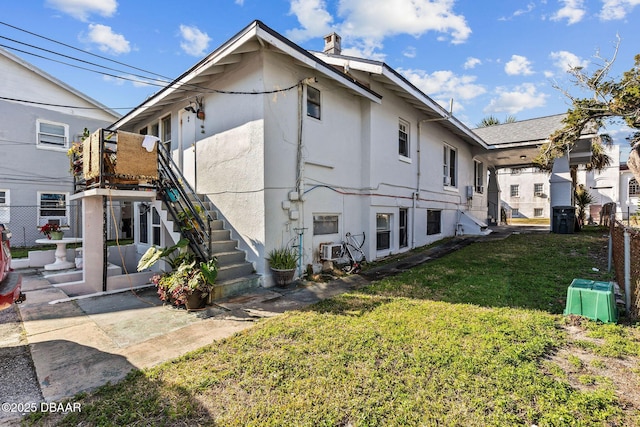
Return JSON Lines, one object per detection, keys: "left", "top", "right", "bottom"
{"left": 545, "top": 318, "right": 640, "bottom": 422}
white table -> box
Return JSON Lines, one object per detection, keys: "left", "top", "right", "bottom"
{"left": 35, "top": 238, "right": 83, "bottom": 271}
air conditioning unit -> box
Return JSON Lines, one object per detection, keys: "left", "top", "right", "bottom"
{"left": 320, "top": 243, "right": 343, "bottom": 261}
{"left": 476, "top": 185, "right": 484, "bottom": 194}
{"left": 443, "top": 176, "right": 451, "bottom": 186}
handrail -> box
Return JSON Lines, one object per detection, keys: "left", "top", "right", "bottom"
{"left": 156, "top": 144, "right": 213, "bottom": 262}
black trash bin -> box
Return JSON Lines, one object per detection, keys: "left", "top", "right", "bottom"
{"left": 552, "top": 206, "right": 576, "bottom": 234}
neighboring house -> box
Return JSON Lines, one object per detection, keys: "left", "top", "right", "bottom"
{"left": 108, "top": 20, "right": 498, "bottom": 287}
{"left": 621, "top": 163, "right": 639, "bottom": 220}
{"left": 0, "top": 47, "right": 120, "bottom": 246}
{"left": 495, "top": 145, "right": 620, "bottom": 222}
{"left": 473, "top": 114, "right": 598, "bottom": 229}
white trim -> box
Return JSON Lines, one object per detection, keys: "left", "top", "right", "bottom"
{"left": 36, "top": 119, "right": 69, "bottom": 151}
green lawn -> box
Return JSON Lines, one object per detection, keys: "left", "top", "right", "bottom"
{"left": 25, "top": 230, "right": 640, "bottom": 426}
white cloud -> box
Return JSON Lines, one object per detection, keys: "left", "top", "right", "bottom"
{"left": 86, "top": 24, "right": 130, "bottom": 55}
{"left": 549, "top": 50, "right": 588, "bottom": 74}
{"left": 499, "top": 3, "right": 536, "bottom": 20}
{"left": 551, "top": 0, "right": 586, "bottom": 25}
{"left": 464, "top": 57, "right": 481, "bottom": 69}
{"left": 399, "top": 68, "right": 486, "bottom": 105}
{"left": 286, "top": 0, "right": 334, "bottom": 41}
{"left": 484, "top": 83, "right": 548, "bottom": 115}
{"left": 46, "top": 0, "right": 117, "bottom": 22}
{"left": 179, "top": 25, "right": 211, "bottom": 57}
{"left": 505, "top": 55, "right": 534, "bottom": 76}
{"left": 235, "top": 0, "right": 245, "bottom": 5}
{"left": 403, "top": 46, "right": 417, "bottom": 58}
{"left": 599, "top": 0, "right": 640, "bottom": 20}
{"left": 287, "top": 0, "right": 471, "bottom": 58}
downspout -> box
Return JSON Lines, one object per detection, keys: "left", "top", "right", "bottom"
{"left": 414, "top": 99, "right": 454, "bottom": 248}
{"left": 295, "top": 78, "right": 315, "bottom": 275}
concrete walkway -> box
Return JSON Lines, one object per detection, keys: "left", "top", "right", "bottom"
{"left": 1, "top": 224, "right": 547, "bottom": 424}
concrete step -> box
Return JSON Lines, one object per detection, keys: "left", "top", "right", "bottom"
{"left": 217, "top": 262, "right": 255, "bottom": 282}
{"left": 208, "top": 274, "right": 261, "bottom": 302}
{"left": 215, "top": 251, "right": 247, "bottom": 266}
{"left": 211, "top": 240, "right": 238, "bottom": 253}
{"left": 210, "top": 229, "right": 231, "bottom": 242}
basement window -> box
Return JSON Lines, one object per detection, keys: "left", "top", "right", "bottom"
{"left": 313, "top": 214, "right": 339, "bottom": 235}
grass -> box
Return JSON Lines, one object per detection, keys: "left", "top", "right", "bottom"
{"left": 24, "top": 229, "right": 640, "bottom": 426}
{"left": 11, "top": 239, "right": 133, "bottom": 259}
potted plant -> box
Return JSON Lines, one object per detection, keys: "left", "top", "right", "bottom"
{"left": 39, "top": 223, "right": 64, "bottom": 240}
{"left": 266, "top": 246, "right": 299, "bottom": 286}
{"left": 138, "top": 239, "right": 218, "bottom": 310}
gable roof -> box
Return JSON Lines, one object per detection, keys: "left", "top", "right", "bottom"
{"left": 110, "top": 21, "right": 487, "bottom": 149}
{"left": 111, "top": 20, "right": 382, "bottom": 129}
{"left": 312, "top": 50, "right": 489, "bottom": 149}
{"left": 0, "top": 47, "right": 120, "bottom": 119}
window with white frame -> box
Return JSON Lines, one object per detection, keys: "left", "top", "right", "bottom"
{"left": 161, "top": 115, "right": 172, "bottom": 150}
{"left": 152, "top": 207, "right": 161, "bottom": 246}
{"left": 0, "top": 190, "right": 9, "bottom": 223}
{"left": 306, "top": 86, "right": 321, "bottom": 120}
{"left": 427, "top": 209, "right": 441, "bottom": 235}
{"left": 512, "top": 208, "right": 520, "bottom": 217}
{"left": 510, "top": 185, "right": 519, "bottom": 198}
{"left": 534, "top": 208, "right": 543, "bottom": 217}
{"left": 443, "top": 144, "right": 457, "bottom": 187}
{"left": 38, "top": 192, "right": 68, "bottom": 226}
{"left": 36, "top": 120, "right": 68, "bottom": 149}
{"left": 313, "top": 214, "right": 339, "bottom": 235}
{"left": 474, "top": 160, "right": 484, "bottom": 193}
{"left": 398, "top": 119, "right": 409, "bottom": 158}
{"left": 534, "top": 183, "right": 544, "bottom": 196}
{"left": 376, "top": 213, "right": 391, "bottom": 250}
{"left": 139, "top": 203, "right": 149, "bottom": 244}
{"left": 630, "top": 178, "right": 639, "bottom": 196}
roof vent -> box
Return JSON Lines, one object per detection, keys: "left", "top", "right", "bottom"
{"left": 323, "top": 33, "right": 341, "bottom": 55}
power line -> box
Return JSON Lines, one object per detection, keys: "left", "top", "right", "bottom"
{"left": 0, "top": 20, "right": 173, "bottom": 81}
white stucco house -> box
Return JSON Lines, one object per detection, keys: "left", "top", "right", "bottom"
{"left": 101, "top": 20, "right": 501, "bottom": 289}
{"left": 621, "top": 164, "right": 640, "bottom": 221}
{"left": 473, "top": 114, "right": 603, "bottom": 229}
{"left": 0, "top": 47, "right": 120, "bottom": 246}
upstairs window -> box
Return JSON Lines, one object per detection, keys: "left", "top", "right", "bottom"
{"left": 306, "top": 86, "right": 321, "bottom": 120}
{"left": 534, "top": 183, "right": 544, "bottom": 196}
{"left": 510, "top": 185, "right": 519, "bottom": 198}
{"left": 398, "top": 120, "right": 409, "bottom": 158}
{"left": 37, "top": 120, "right": 68, "bottom": 149}
{"left": 443, "top": 144, "right": 457, "bottom": 187}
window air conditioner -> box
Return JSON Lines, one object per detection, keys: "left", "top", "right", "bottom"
{"left": 320, "top": 243, "right": 343, "bottom": 261}
{"left": 443, "top": 176, "right": 451, "bottom": 186}
{"left": 476, "top": 185, "right": 484, "bottom": 194}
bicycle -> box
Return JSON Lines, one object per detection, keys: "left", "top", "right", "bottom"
{"left": 338, "top": 232, "right": 366, "bottom": 273}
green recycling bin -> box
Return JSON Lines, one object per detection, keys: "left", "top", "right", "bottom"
{"left": 563, "top": 279, "right": 618, "bottom": 323}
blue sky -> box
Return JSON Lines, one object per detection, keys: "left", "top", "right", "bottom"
{"left": 2, "top": 0, "right": 639, "bottom": 159}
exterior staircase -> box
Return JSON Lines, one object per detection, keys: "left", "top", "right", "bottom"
{"left": 156, "top": 146, "right": 260, "bottom": 300}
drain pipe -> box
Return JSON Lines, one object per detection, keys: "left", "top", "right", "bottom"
{"left": 414, "top": 99, "right": 454, "bottom": 248}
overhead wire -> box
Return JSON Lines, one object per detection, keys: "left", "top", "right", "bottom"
{"left": 0, "top": 21, "right": 304, "bottom": 111}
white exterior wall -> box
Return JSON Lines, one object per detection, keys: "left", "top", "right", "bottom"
{"left": 0, "top": 50, "right": 118, "bottom": 246}
{"left": 620, "top": 170, "right": 639, "bottom": 220}
{"left": 497, "top": 167, "right": 551, "bottom": 219}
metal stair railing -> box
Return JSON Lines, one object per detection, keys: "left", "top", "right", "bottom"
{"left": 156, "top": 144, "right": 213, "bottom": 262}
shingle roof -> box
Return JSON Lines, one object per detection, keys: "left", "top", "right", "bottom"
{"left": 472, "top": 114, "right": 567, "bottom": 145}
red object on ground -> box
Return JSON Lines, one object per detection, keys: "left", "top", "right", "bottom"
{"left": 0, "top": 225, "right": 24, "bottom": 310}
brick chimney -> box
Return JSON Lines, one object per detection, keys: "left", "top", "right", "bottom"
{"left": 323, "top": 33, "right": 341, "bottom": 55}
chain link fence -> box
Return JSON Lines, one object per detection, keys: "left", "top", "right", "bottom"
{"left": 611, "top": 220, "right": 640, "bottom": 320}
{"left": 3, "top": 201, "right": 132, "bottom": 248}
